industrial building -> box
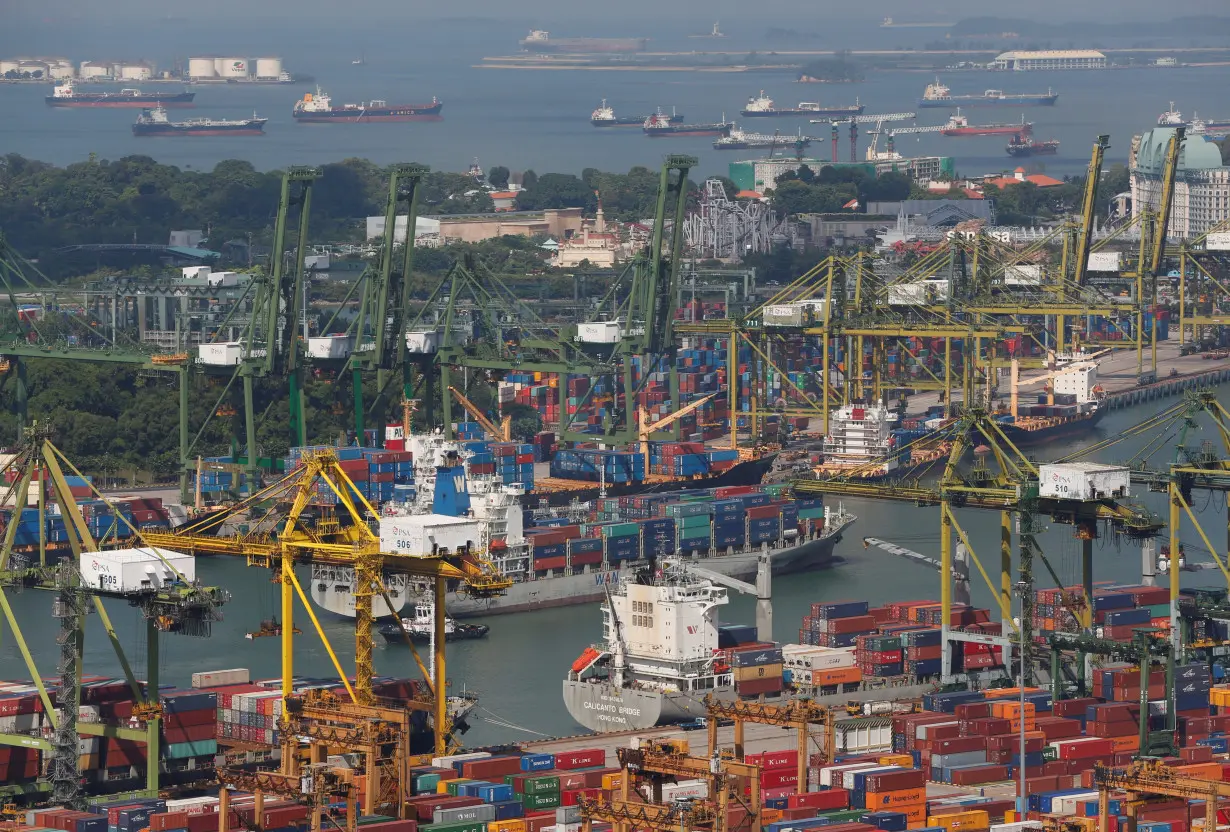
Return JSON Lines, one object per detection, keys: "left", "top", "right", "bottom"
{"left": 367, "top": 208, "right": 584, "bottom": 245}
{"left": 1131, "top": 126, "right": 1230, "bottom": 238}
{"left": 992, "top": 49, "right": 1107, "bottom": 70}
{"left": 728, "top": 155, "right": 955, "bottom": 193}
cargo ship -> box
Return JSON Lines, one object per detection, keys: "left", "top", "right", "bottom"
{"left": 45, "top": 81, "right": 195, "bottom": 108}
{"left": 563, "top": 565, "right": 934, "bottom": 733}
{"left": 520, "top": 30, "right": 648, "bottom": 53}
{"left": 714, "top": 127, "right": 810, "bottom": 151}
{"left": 809, "top": 402, "right": 950, "bottom": 481}
{"left": 940, "top": 110, "right": 1032, "bottom": 137}
{"left": 1157, "top": 102, "right": 1230, "bottom": 133}
{"left": 643, "top": 111, "right": 732, "bottom": 137}
{"left": 918, "top": 79, "right": 1058, "bottom": 108}
{"left": 132, "top": 106, "right": 267, "bottom": 136}
{"left": 995, "top": 354, "right": 1104, "bottom": 446}
{"left": 292, "top": 87, "right": 442, "bottom": 122}
{"left": 741, "top": 91, "right": 864, "bottom": 118}
{"left": 591, "top": 99, "right": 682, "bottom": 127}
{"left": 309, "top": 429, "right": 851, "bottom": 620}
{"left": 1007, "top": 135, "right": 1059, "bottom": 156}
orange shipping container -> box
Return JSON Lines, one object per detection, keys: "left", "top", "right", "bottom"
{"left": 878, "top": 754, "right": 915, "bottom": 767}
{"left": 489, "top": 822, "right": 526, "bottom": 832}
{"left": 761, "top": 810, "right": 784, "bottom": 825}
{"left": 1110, "top": 736, "right": 1141, "bottom": 752}
{"left": 929, "top": 810, "right": 991, "bottom": 831}
{"left": 813, "top": 667, "right": 863, "bottom": 686}
{"left": 601, "top": 773, "right": 623, "bottom": 790}
{"left": 1176, "top": 762, "right": 1223, "bottom": 780}
{"left": 866, "top": 789, "right": 926, "bottom": 809}
{"left": 900, "top": 805, "right": 927, "bottom": 824}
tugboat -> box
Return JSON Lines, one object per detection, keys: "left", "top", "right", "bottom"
{"left": 132, "top": 106, "right": 267, "bottom": 136}
{"left": 292, "top": 87, "right": 443, "bottom": 122}
{"left": 741, "top": 91, "right": 863, "bottom": 118}
{"left": 643, "top": 110, "right": 732, "bottom": 137}
{"left": 46, "top": 80, "right": 195, "bottom": 108}
{"left": 1006, "top": 135, "right": 1059, "bottom": 156}
{"left": 591, "top": 99, "right": 682, "bottom": 127}
{"left": 378, "top": 600, "right": 490, "bottom": 643}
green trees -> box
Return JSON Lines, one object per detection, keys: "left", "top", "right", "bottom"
{"left": 514, "top": 173, "right": 595, "bottom": 211}
{"left": 487, "top": 165, "right": 511, "bottom": 190}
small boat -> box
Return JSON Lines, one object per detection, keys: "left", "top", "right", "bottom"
{"left": 352, "top": 54, "right": 366, "bottom": 66}
{"left": 378, "top": 601, "right": 490, "bottom": 643}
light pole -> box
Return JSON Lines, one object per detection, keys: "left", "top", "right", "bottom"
{"left": 1014, "top": 579, "right": 1029, "bottom": 818}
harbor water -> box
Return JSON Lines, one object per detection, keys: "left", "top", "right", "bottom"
{"left": 3, "top": 389, "right": 1229, "bottom": 746}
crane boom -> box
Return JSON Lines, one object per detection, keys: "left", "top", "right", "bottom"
{"left": 1151, "top": 126, "right": 1186, "bottom": 278}
{"left": 1072, "top": 135, "right": 1110, "bottom": 290}
{"left": 448, "top": 386, "right": 511, "bottom": 441}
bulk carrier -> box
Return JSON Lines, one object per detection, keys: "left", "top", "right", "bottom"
{"left": 309, "top": 429, "right": 853, "bottom": 619}
{"left": 940, "top": 110, "right": 1032, "bottom": 137}
{"left": 46, "top": 81, "right": 195, "bottom": 107}
{"left": 918, "top": 79, "right": 1058, "bottom": 108}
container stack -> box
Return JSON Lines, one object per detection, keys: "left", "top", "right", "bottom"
{"left": 730, "top": 643, "right": 785, "bottom": 698}
{"left": 782, "top": 644, "right": 862, "bottom": 692}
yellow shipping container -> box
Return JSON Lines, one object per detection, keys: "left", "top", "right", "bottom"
{"left": 602, "top": 773, "right": 624, "bottom": 790}
{"left": 877, "top": 754, "right": 914, "bottom": 767}
{"left": 1210, "top": 686, "right": 1230, "bottom": 707}
{"left": 489, "top": 822, "right": 527, "bottom": 832}
{"left": 928, "top": 810, "right": 990, "bottom": 832}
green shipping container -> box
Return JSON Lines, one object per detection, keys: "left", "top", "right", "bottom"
{"left": 358, "top": 817, "right": 397, "bottom": 826}
{"left": 518, "top": 775, "right": 560, "bottom": 795}
{"left": 421, "top": 823, "right": 487, "bottom": 832}
{"left": 1145, "top": 603, "right": 1170, "bottom": 618}
{"left": 798, "top": 507, "right": 826, "bottom": 520}
{"left": 817, "top": 810, "right": 866, "bottom": 823}
{"left": 446, "top": 778, "right": 476, "bottom": 796}
{"left": 667, "top": 503, "right": 712, "bottom": 518}
{"left": 863, "top": 636, "right": 902, "bottom": 651}
{"left": 414, "top": 773, "right": 441, "bottom": 794}
{"left": 520, "top": 791, "right": 562, "bottom": 810}
{"left": 163, "top": 739, "right": 218, "bottom": 759}
{"left": 681, "top": 514, "right": 713, "bottom": 529}
{"left": 602, "top": 523, "right": 640, "bottom": 539}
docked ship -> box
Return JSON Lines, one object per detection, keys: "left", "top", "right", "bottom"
{"left": 643, "top": 111, "right": 732, "bottom": 137}
{"left": 918, "top": 79, "right": 1058, "bottom": 109}
{"left": 45, "top": 81, "right": 195, "bottom": 108}
{"left": 377, "top": 600, "right": 490, "bottom": 643}
{"left": 310, "top": 429, "right": 852, "bottom": 620}
{"left": 741, "top": 91, "right": 864, "bottom": 119}
{"left": 132, "top": 106, "right": 267, "bottom": 136}
{"left": 714, "top": 127, "right": 810, "bottom": 151}
{"left": 1007, "top": 135, "right": 1059, "bottom": 156}
{"left": 940, "top": 110, "right": 1032, "bottom": 137}
{"left": 997, "top": 355, "right": 1105, "bottom": 447}
{"left": 810, "top": 401, "right": 949, "bottom": 481}
{"left": 591, "top": 99, "right": 682, "bottom": 127}
{"left": 292, "top": 88, "right": 442, "bottom": 122}
{"left": 520, "top": 30, "right": 648, "bottom": 53}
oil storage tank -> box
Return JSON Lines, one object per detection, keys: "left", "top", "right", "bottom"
{"left": 79, "top": 60, "right": 110, "bottom": 78}
{"left": 188, "top": 56, "right": 217, "bottom": 78}
{"left": 118, "top": 63, "right": 152, "bottom": 81}
{"left": 0, "top": 59, "right": 21, "bottom": 76}
{"left": 254, "top": 57, "right": 282, "bottom": 79}
{"left": 47, "top": 59, "right": 75, "bottom": 79}
{"left": 215, "top": 57, "right": 249, "bottom": 79}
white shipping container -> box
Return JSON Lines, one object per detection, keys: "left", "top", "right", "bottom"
{"left": 406, "top": 330, "right": 440, "bottom": 354}
{"left": 841, "top": 764, "right": 896, "bottom": 789}
{"left": 1038, "top": 462, "right": 1130, "bottom": 501}
{"left": 197, "top": 342, "right": 244, "bottom": 366}
{"left": 0, "top": 713, "right": 41, "bottom": 733}
{"left": 992, "top": 824, "right": 1044, "bottom": 832}
{"left": 431, "top": 751, "right": 491, "bottom": 769}
{"left": 1206, "top": 231, "right": 1230, "bottom": 251}
{"left": 79, "top": 547, "right": 196, "bottom": 593}
{"left": 835, "top": 721, "right": 893, "bottom": 754}
{"left": 661, "top": 779, "right": 709, "bottom": 801}
{"left": 1087, "top": 251, "right": 1122, "bottom": 272}
{"left": 181, "top": 266, "right": 211, "bottom": 280}
{"left": 819, "top": 762, "right": 878, "bottom": 788}
{"left": 380, "top": 514, "right": 481, "bottom": 555}
{"left": 192, "top": 668, "right": 251, "bottom": 689}
{"left": 206, "top": 271, "right": 240, "bottom": 288}
{"left": 577, "top": 321, "right": 623, "bottom": 343}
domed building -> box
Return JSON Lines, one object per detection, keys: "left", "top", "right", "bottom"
{"left": 1130, "top": 126, "right": 1230, "bottom": 238}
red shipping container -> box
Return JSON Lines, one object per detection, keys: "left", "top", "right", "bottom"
{"left": 1057, "top": 738, "right": 1115, "bottom": 760}
{"left": 864, "top": 770, "right": 926, "bottom": 792}
{"left": 151, "top": 813, "right": 191, "bottom": 832}
{"left": 761, "top": 769, "right": 799, "bottom": 789}
{"left": 934, "top": 736, "right": 988, "bottom": 754}
{"left": 748, "top": 750, "right": 798, "bottom": 770}
{"left": 533, "top": 556, "right": 567, "bottom": 571}
{"left": 412, "top": 797, "right": 482, "bottom": 822}
{"left": 555, "top": 748, "right": 606, "bottom": 769}
{"left": 462, "top": 755, "right": 523, "bottom": 779}
{"left": 951, "top": 765, "right": 1011, "bottom": 786}
{"left": 788, "top": 789, "right": 849, "bottom": 811}
{"left": 524, "top": 813, "right": 557, "bottom": 832}
{"left": 830, "top": 616, "right": 878, "bottom": 634}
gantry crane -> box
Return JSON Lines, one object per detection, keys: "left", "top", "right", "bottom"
{"left": 703, "top": 694, "right": 839, "bottom": 794}
{"left": 0, "top": 428, "right": 228, "bottom": 804}
{"left": 449, "top": 385, "right": 511, "bottom": 441}
{"left": 794, "top": 406, "right": 1162, "bottom": 684}
{"left": 577, "top": 796, "right": 720, "bottom": 832}
{"left": 1094, "top": 760, "right": 1230, "bottom": 832}
{"left": 638, "top": 392, "right": 719, "bottom": 471}
{"left": 143, "top": 448, "right": 511, "bottom": 755}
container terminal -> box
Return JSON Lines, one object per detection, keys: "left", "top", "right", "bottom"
{"left": 6, "top": 124, "right": 1230, "bottom": 832}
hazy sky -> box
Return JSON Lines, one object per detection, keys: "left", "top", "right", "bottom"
{"left": 3, "top": 0, "right": 1228, "bottom": 24}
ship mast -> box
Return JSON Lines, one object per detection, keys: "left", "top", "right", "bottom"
{"left": 603, "top": 582, "right": 627, "bottom": 689}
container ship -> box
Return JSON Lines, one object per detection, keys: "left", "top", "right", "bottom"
{"left": 1007, "top": 135, "right": 1059, "bottom": 156}
{"left": 132, "top": 106, "right": 267, "bottom": 136}
{"left": 807, "top": 401, "right": 951, "bottom": 481}
{"left": 940, "top": 110, "right": 1032, "bottom": 137}
{"left": 591, "top": 99, "right": 682, "bottom": 127}
{"left": 741, "top": 91, "right": 864, "bottom": 118}
{"left": 45, "top": 81, "right": 195, "bottom": 108}
{"left": 292, "top": 88, "right": 442, "bottom": 122}
{"left": 994, "top": 355, "right": 1104, "bottom": 446}
{"left": 308, "top": 428, "right": 851, "bottom": 619}
{"left": 643, "top": 112, "right": 732, "bottom": 137}
{"left": 520, "top": 30, "right": 648, "bottom": 53}
{"left": 918, "top": 79, "right": 1058, "bottom": 108}
{"left": 714, "top": 127, "right": 810, "bottom": 151}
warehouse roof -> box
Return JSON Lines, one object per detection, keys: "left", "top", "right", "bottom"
{"left": 995, "top": 50, "right": 1106, "bottom": 60}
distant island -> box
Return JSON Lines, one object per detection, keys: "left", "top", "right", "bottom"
{"left": 951, "top": 15, "right": 1230, "bottom": 39}
{"left": 797, "top": 57, "right": 865, "bottom": 83}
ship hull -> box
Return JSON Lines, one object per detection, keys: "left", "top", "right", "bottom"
{"left": 645, "top": 126, "right": 730, "bottom": 137}
{"left": 539, "top": 455, "right": 775, "bottom": 506}
{"left": 443, "top": 515, "right": 853, "bottom": 617}
{"left": 741, "top": 108, "right": 862, "bottom": 118}
{"left": 919, "top": 95, "right": 1057, "bottom": 108}
{"left": 942, "top": 126, "right": 1030, "bottom": 136}
{"left": 1007, "top": 144, "right": 1058, "bottom": 157}
{"left": 294, "top": 104, "right": 443, "bottom": 123}
{"left": 996, "top": 409, "right": 1104, "bottom": 447}
{"left": 133, "top": 125, "right": 265, "bottom": 136}
{"left": 594, "top": 115, "right": 682, "bottom": 127}
{"left": 521, "top": 39, "right": 647, "bottom": 53}
{"left": 48, "top": 95, "right": 195, "bottom": 108}
{"left": 563, "top": 677, "right": 938, "bottom": 733}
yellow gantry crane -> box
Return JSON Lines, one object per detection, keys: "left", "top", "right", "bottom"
{"left": 144, "top": 448, "right": 512, "bottom": 755}
{"left": 1094, "top": 760, "right": 1230, "bottom": 832}
{"left": 703, "top": 694, "right": 838, "bottom": 795}
{"left": 639, "top": 392, "right": 720, "bottom": 472}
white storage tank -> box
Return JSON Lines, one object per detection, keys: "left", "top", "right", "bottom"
{"left": 79, "top": 547, "right": 196, "bottom": 593}
{"left": 18, "top": 61, "right": 48, "bottom": 78}
{"left": 0, "top": 59, "right": 21, "bottom": 76}
{"left": 188, "top": 56, "right": 217, "bottom": 78}
{"left": 118, "top": 63, "right": 152, "bottom": 81}
{"left": 79, "top": 60, "right": 110, "bottom": 78}
{"left": 48, "top": 60, "right": 75, "bottom": 79}
{"left": 254, "top": 57, "right": 283, "bottom": 79}
{"left": 215, "top": 57, "right": 249, "bottom": 78}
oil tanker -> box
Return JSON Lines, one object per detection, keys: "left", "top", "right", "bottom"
{"left": 940, "top": 110, "right": 1032, "bottom": 137}
{"left": 918, "top": 79, "right": 1057, "bottom": 109}
{"left": 46, "top": 81, "right": 195, "bottom": 108}
{"left": 292, "top": 88, "right": 442, "bottom": 122}
{"left": 740, "top": 91, "right": 864, "bottom": 119}
{"left": 591, "top": 99, "right": 682, "bottom": 127}
{"left": 132, "top": 106, "right": 267, "bottom": 136}
{"left": 520, "top": 30, "right": 647, "bottom": 53}
{"left": 643, "top": 111, "right": 732, "bottom": 137}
